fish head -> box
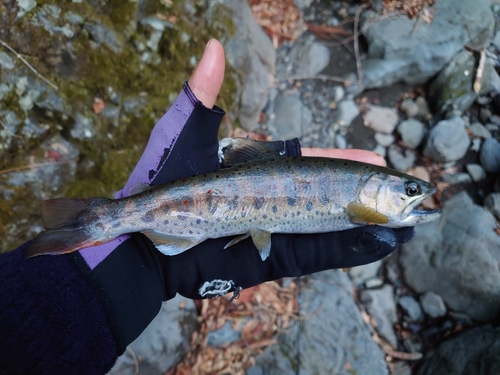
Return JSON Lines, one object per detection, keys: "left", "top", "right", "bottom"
{"left": 358, "top": 172, "right": 441, "bottom": 228}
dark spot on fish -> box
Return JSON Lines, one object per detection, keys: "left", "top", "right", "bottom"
{"left": 189, "top": 230, "right": 193, "bottom": 234}
{"left": 254, "top": 197, "right": 265, "bottom": 210}
{"left": 297, "top": 211, "right": 301, "bottom": 216}
{"left": 163, "top": 220, "right": 169, "bottom": 225}
{"left": 283, "top": 213, "right": 288, "bottom": 218}
{"left": 306, "top": 201, "right": 313, "bottom": 211}
{"left": 112, "top": 222, "right": 121, "bottom": 228}
{"left": 196, "top": 219, "right": 201, "bottom": 224}
{"left": 227, "top": 197, "right": 239, "bottom": 210}
{"left": 217, "top": 218, "right": 221, "bottom": 222}
{"left": 272, "top": 205, "right": 278, "bottom": 213}
{"left": 249, "top": 219, "right": 252, "bottom": 222}
{"left": 225, "top": 216, "right": 229, "bottom": 221}
{"left": 291, "top": 213, "right": 295, "bottom": 218}
{"left": 141, "top": 211, "right": 155, "bottom": 223}
{"left": 162, "top": 204, "right": 170, "bottom": 214}
{"left": 287, "top": 196, "right": 297, "bottom": 207}
{"left": 241, "top": 211, "right": 247, "bottom": 218}
{"left": 206, "top": 194, "right": 217, "bottom": 214}
{"left": 178, "top": 215, "right": 188, "bottom": 221}
{"left": 263, "top": 214, "right": 268, "bottom": 219}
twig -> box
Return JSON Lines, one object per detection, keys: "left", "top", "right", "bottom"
{"left": 0, "top": 39, "right": 58, "bottom": 91}
{"left": 275, "top": 74, "right": 353, "bottom": 85}
{"left": 353, "top": 4, "right": 368, "bottom": 92}
{"left": 126, "top": 346, "right": 140, "bottom": 375}
{"left": 474, "top": 49, "right": 486, "bottom": 93}
{"left": 410, "top": 15, "right": 422, "bottom": 35}
{"left": 0, "top": 158, "right": 77, "bottom": 176}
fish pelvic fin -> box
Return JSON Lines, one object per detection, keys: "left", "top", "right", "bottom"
{"left": 142, "top": 230, "right": 203, "bottom": 256}
{"left": 346, "top": 202, "right": 389, "bottom": 225}
{"left": 250, "top": 229, "right": 272, "bottom": 261}
{"left": 224, "top": 233, "right": 251, "bottom": 249}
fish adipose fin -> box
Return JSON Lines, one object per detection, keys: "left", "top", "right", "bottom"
{"left": 25, "top": 197, "right": 111, "bottom": 257}
{"left": 142, "top": 230, "right": 203, "bottom": 256}
{"left": 346, "top": 202, "right": 389, "bottom": 225}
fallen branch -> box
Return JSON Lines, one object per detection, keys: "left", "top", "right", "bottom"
{"left": 275, "top": 74, "right": 353, "bottom": 85}
{"left": 353, "top": 4, "right": 368, "bottom": 92}
{"left": 0, "top": 158, "right": 77, "bottom": 176}
{"left": 473, "top": 49, "right": 486, "bottom": 93}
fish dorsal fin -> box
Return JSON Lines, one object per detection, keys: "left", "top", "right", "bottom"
{"left": 346, "top": 202, "right": 389, "bottom": 225}
{"left": 219, "top": 138, "right": 276, "bottom": 167}
{"left": 250, "top": 229, "right": 272, "bottom": 261}
{"left": 142, "top": 230, "right": 202, "bottom": 256}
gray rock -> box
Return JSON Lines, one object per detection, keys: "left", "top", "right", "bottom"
{"left": 363, "top": 105, "right": 399, "bottom": 134}
{"left": 480, "top": 107, "right": 492, "bottom": 123}
{"left": 109, "top": 296, "right": 198, "bottom": 375}
{"left": 349, "top": 260, "right": 382, "bottom": 286}
{"left": 419, "top": 292, "right": 447, "bottom": 318}
{"left": 391, "top": 361, "right": 412, "bottom": 375}
{"left": 373, "top": 144, "right": 387, "bottom": 158}
{"left": 207, "top": 321, "right": 241, "bottom": 347}
{"left": 374, "top": 132, "right": 395, "bottom": 147}
{"left": 337, "top": 99, "right": 360, "bottom": 126}
{"left": 442, "top": 172, "right": 472, "bottom": 185}
{"left": 272, "top": 94, "right": 312, "bottom": 139}
{"left": 428, "top": 50, "right": 500, "bottom": 115}
{"left": 415, "top": 97, "right": 431, "bottom": 120}
{"left": 70, "top": 112, "right": 95, "bottom": 139}
{"left": 333, "top": 85, "right": 345, "bottom": 102}
{"left": 365, "top": 278, "right": 384, "bottom": 289}
{"left": 480, "top": 137, "right": 500, "bottom": 173}
{"left": 360, "top": 285, "right": 398, "bottom": 347}
{"left": 388, "top": 145, "right": 416, "bottom": 172}
{"left": 416, "top": 325, "right": 500, "bottom": 375}
{"left": 400, "top": 99, "right": 419, "bottom": 118}
{"left": 398, "top": 296, "right": 424, "bottom": 322}
{"left": 289, "top": 36, "right": 330, "bottom": 77}
{"left": 0, "top": 52, "right": 14, "bottom": 70}
{"left": 397, "top": 119, "right": 425, "bottom": 149}
{"left": 466, "top": 163, "right": 487, "bottom": 182}
{"left": 424, "top": 117, "right": 470, "bottom": 162}
{"left": 84, "top": 22, "right": 124, "bottom": 53}
{"left": 484, "top": 193, "right": 500, "bottom": 220}
{"left": 334, "top": 134, "right": 347, "bottom": 149}
{"left": 400, "top": 192, "right": 500, "bottom": 321}
{"left": 17, "top": 0, "right": 36, "bottom": 12}
{"left": 492, "top": 29, "right": 500, "bottom": 50}
{"left": 469, "top": 122, "right": 492, "bottom": 138}
{"left": 223, "top": 0, "right": 275, "bottom": 131}
{"left": 252, "top": 270, "right": 388, "bottom": 375}
{"left": 362, "top": 0, "right": 495, "bottom": 89}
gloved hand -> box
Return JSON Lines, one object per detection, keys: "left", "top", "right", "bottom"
{"left": 67, "top": 39, "right": 413, "bottom": 353}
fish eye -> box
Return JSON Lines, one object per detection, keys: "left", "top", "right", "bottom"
{"left": 405, "top": 181, "right": 421, "bottom": 196}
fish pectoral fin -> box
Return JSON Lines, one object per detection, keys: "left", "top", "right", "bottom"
{"left": 224, "top": 233, "right": 251, "bottom": 249}
{"left": 129, "top": 182, "right": 153, "bottom": 196}
{"left": 250, "top": 229, "right": 272, "bottom": 261}
{"left": 346, "top": 202, "right": 389, "bottom": 225}
{"left": 142, "top": 230, "right": 202, "bottom": 256}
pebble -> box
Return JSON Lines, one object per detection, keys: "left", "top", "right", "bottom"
{"left": 398, "top": 296, "right": 424, "bottom": 322}
{"left": 471, "top": 138, "right": 482, "bottom": 152}
{"left": 419, "top": 292, "right": 447, "bottom": 318}
{"left": 469, "top": 122, "right": 492, "bottom": 138}
{"left": 363, "top": 104, "right": 399, "bottom": 134}
{"left": 372, "top": 144, "right": 386, "bottom": 158}
{"left": 333, "top": 85, "right": 345, "bottom": 102}
{"left": 348, "top": 260, "right": 382, "bottom": 286}
{"left": 337, "top": 99, "right": 360, "bottom": 126}
{"left": 407, "top": 166, "right": 431, "bottom": 182}
{"left": 415, "top": 96, "right": 431, "bottom": 119}
{"left": 388, "top": 145, "right": 416, "bottom": 172}
{"left": 442, "top": 172, "right": 472, "bottom": 184}
{"left": 207, "top": 321, "right": 241, "bottom": 347}
{"left": 485, "top": 123, "right": 499, "bottom": 132}
{"left": 334, "top": 134, "right": 347, "bottom": 149}
{"left": 480, "top": 138, "right": 500, "bottom": 173}
{"left": 400, "top": 98, "right": 419, "bottom": 118}
{"left": 466, "top": 163, "right": 487, "bottom": 182}
{"left": 424, "top": 117, "right": 470, "bottom": 162}
{"left": 484, "top": 193, "right": 500, "bottom": 220}
{"left": 365, "top": 278, "right": 384, "bottom": 289}
{"left": 397, "top": 119, "right": 425, "bottom": 149}
{"left": 374, "top": 132, "right": 395, "bottom": 147}
{"left": 480, "top": 108, "right": 492, "bottom": 123}
{"left": 273, "top": 94, "right": 312, "bottom": 139}
{"left": 0, "top": 52, "right": 14, "bottom": 70}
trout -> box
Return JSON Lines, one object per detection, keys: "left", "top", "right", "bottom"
{"left": 25, "top": 155, "right": 441, "bottom": 261}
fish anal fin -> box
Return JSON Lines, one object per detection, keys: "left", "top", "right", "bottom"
{"left": 346, "top": 202, "right": 389, "bottom": 225}
{"left": 224, "top": 233, "right": 251, "bottom": 249}
{"left": 250, "top": 229, "right": 272, "bottom": 261}
{"left": 142, "top": 230, "right": 203, "bottom": 256}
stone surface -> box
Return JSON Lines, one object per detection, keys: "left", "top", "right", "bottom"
{"left": 363, "top": 105, "right": 399, "bottom": 134}
{"left": 424, "top": 117, "right": 470, "bottom": 162}
{"left": 361, "top": 0, "right": 495, "bottom": 89}
{"left": 397, "top": 119, "right": 425, "bottom": 149}
{"left": 349, "top": 260, "right": 382, "bottom": 286}
{"left": 400, "top": 192, "right": 500, "bottom": 321}
{"left": 360, "top": 285, "right": 398, "bottom": 347}
{"left": 374, "top": 132, "right": 395, "bottom": 147}
{"left": 428, "top": 50, "right": 500, "bottom": 115}
{"left": 469, "top": 122, "right": 492, "bottom": 138}
{"left": 109, "top": 296, "right": 198, "bottom": 375}
{"left": 419, "top": 292, "right": 447, "bottom": 318}
{"left": 251, "top": 270, "right": 388, "bottom": 375}
{"left": 388, "top": 145, "right": 416, "bottom": 172}
{"left": 288, "top": 35, "right": 330, "bottom": 77}
{"left": 416, "top": 325, "right": 500, "bottom": 375}
{"left": 398, "top": 296, "right": 424, "bottom": 322}
{"left": 336, "top": 99, "right": 360, "bottom": 126}
{"left": 400, "top": 98, "right": 419, "bottom": 118}
{"left": 480, "top": 137, "right": 500, "bottom": 173}
{"left": 271, "top": 94, "right": 312, "bottom": 139}
{"left": 466, "top": 163, "right": 486, "bottom": 182}
{"left": 224, "top": 0, "right": 276, "bottom": 131}
{"left": 484, "top": 193, "right": 500, "bottom": 220}
{"left": 207, "top": 321, "right": 241, "bottom": 347}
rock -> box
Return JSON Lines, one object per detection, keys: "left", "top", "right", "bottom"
{"left": 400, "top": 192, "right": 500, "bottom": 321}
{"left": 365, "top": 278, "right": 384, "bottom": 289}
{"left": 388, "top": 145, "right": 416, "bottom": 172}
{"left": 484, "top": 193, "right": 500, "bottom": 220}
{"left": 84, "top": 22, "right": 124, "bottom": 53}
{"left": 428, "top": 50, "right": 500, "bottom": 115}
{"left": 480, "top": 137, "right": 500, "bottom": 173}
{"left": 207, "top": 321, "right": 241, "bottom": 347}
{"left": 363, "top": 105, "right": 399, "bottom": 134}
{"left": 400, "top": 98, "right": 419, "bottom": 118}
{"left": 419, "top": 292, "right": 447, "bottom": 318}
{"left": 349, "top": 260, "right": 382, "bottom": 286}
{"left": 109, "top": 296, "right": 198, "bottom": 375}
{"left": 415, "top": 97, "right": 431, "bottom": 120}
{"left": 424, "top": 117, "right": 470, "bottom": 162}
{"left": 17, "top": 0, "right": 36, "bottom": 13}
{"left": 407, "top": 166, "right": 431, "bottom": 182}
{"left": 466, "top": 163, "right": 487, "bottom": 182}
{"left": 493, "top": 29, "right": 500, "bottom": 50}
{"left": 397, "top": 119, "right": 425, "bottom": 149}
{"left": 361, "top": 0, "right": 495, "bottom": 89}
{"left": 224, "top": 0, "right": 276, "bottom": 131}
{"left": 480, "top": 107, "right": 492, "bottom": 123}
{"left": 442, "top": 172, "right": 472, "bottom": 185}
{"left": 289, "top": 35, "right": 330, "bottom": 77}
{"left": 374, "top": 132, "right": 395, "bottom": 147}
{"left": 252, "top": 270, "right": 388, "bottom": 375}
{"left": 271, "top": 94, "right": 312, "bottom": 139}
{"left": 334, "top": 134, "right": 347, "bottom": 149}
{"left": 333, "top": 85, "right": 345, "bottom": 102}
{"left": 0, "top": 52, "right": 14, "bottom": 70}
{"left": 337, "top": 99, "right": 360, "bottom": 126}
{"left": 373, "top": 144, "right": 387, "bottom": 158}
{"left": 398, "top": 296, "right": 424, "bottom": 322}
{"left": 70, "top": 112, "right": 95, "bottom": 139}
{"left": 391, "top": 361, "right": 412, "bottom": 375}
{"left": 469, "top": 122, "right": 492, "bottom": 138}
{"left": 360, "top": 285, "right": 398, "bottom": 347}
{"left": 416, "top": 326, "right": 500, "bottom": 375}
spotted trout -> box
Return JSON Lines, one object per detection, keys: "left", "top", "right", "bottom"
{"left": 25, "top": 156, "right": 441, "bottom": 261}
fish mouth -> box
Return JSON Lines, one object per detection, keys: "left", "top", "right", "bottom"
{"left": 401, "top": 187, "right": 442, "bottom": 226}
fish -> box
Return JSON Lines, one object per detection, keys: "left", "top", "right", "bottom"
{"left": 24, "top": 150, "right": 441, "bottom": 261}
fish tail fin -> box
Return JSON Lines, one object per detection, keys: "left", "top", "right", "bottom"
{"left": 25, "top": 197, "right": 111, "bottom": 257}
